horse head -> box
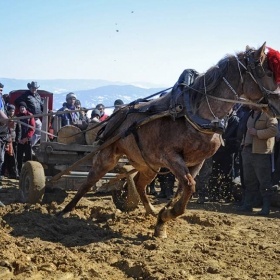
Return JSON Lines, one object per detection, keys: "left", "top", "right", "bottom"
{"left": 241, "top": 42, "right": 280, "bottom": 117}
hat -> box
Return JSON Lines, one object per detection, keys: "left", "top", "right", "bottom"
{"left": 91, "top": 109, "right": 101, "bottom": 118}
{"left": 114, "top": 99, "right": 124, "bottom": 106}
{"left": 66, "top": 92, "right": 77, "bottom": 100}
{"left": 75, "top": 99, "right": 81, "bottom": 106}
{"left": 27, "top": 81, "right": 40, "bottom": 89}
{"left": 0, "top": 83, "right": 4, "bottom": 88}
{"left": 18, "top": 101, "right": 27, "bottom": 109}
{"left": 7, "top": 104, "right": 15, "bottom": 111}
{"left": 96, "top": 103, "right": 105, "bottom": 109}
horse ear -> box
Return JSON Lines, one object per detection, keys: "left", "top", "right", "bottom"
{"left": 253, "top": 42, "right": 266, "bottom": 65}
{"left": 256, "top": 42, "right": 266, "bottom": 58}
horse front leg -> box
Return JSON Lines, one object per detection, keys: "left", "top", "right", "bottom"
{"left": 154, "top": 164, "right": 197, "bottom": 238}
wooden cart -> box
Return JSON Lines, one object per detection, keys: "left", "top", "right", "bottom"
{"left": 17, "top": 98, "right": 140, "bottom": 211}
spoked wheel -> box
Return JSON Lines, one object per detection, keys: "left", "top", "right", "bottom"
{"left": 19, "top": 161, "right": 46, "bottom": 204}
{"left": 112, "top": 166, "right": 139, "bottom": 212}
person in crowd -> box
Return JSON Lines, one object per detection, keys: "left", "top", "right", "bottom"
{"left": 79, "top": 107, "right": 89, "bottom": 123}
{"left": 113, "top": 99, "right": 124, "bottom": 113}
{"left": 58, "top": 92, "right": 80, "bottom": 127}
{"left": 75, "top": 100, "right": 89, "bottom": 123}
{"left": 156, "top": 168, "right": 176, "bottom": 200}
{"left": 272, "top": 119, "right": 280, "bottom": 185}
{"left": 235, "top": 104, "right": 262, "bottom": 206}
{"left": 90, "top": 109, "right": 101, "bottom": 123}
{"left": 2, "top": 105, "right": 20, "bottom": 179}
{"left": 96, "top": 104, "right": 108, "bottom": 121}
{"left": 0, "top": 83, "right": 6, "bottom": 114}
{"left": 0, "top": 82, "right": 13, "bottom": 206}
{"left": 16, "top": 102, "right": 35, "bottom": 175}
{"left": 75, "top": 99, "right": 81, "bottom": 110}
{"left": 14, "top": 81, "right": 43, "bottom": 147}
{"left": 195, "top": 157, "right": 213, "bottom": 204}
{"left": 238, "top": 105, "right": 278, "bottom": 215}
{"left": 0, "top": 121, "right": 11, "bottom": 181}
{"left": 207, "top": 110, "right": 240, "bottom": 202}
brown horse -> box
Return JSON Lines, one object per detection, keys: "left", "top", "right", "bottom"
{"left": 60, "top": 42, "right": 280, "bottom": 238}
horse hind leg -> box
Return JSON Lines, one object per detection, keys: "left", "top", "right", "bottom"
{"left": 133, "top": 169, "right": 157, "bottom": 216}
{"left": 60, "top": 145, "right": 119, "bottom": 215}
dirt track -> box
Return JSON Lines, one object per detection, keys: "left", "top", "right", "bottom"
{"left": 0, "top": 178, "right": 280, "bottom": 280}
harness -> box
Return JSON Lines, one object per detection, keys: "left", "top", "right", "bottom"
{"left": 84, "top": 48, "right": 277, "bottom": 174}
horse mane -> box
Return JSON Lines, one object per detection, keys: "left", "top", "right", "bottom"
{"left": 187, "top": 51, "right": 243, "bottom": 113}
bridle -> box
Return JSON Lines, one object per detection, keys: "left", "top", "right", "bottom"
{"left": 205, "top": 48, "right": 279, "bottom": 116}
{"left": 174, "top": 48, "right": 280, "bottom": 135}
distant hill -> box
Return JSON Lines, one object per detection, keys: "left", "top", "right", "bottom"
{"left": 0, "top": 78, "right": 127, "bottom": 94}
{"left": 0, "top": 78, "right": 167, "bottom": 110}
{"left": 55, "top": 85, "right": 166, "bottom": 110}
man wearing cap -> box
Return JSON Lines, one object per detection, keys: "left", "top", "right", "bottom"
{"left": 16, "top": 102, "right": 35, "bottom": 174}
{"left": 90, "top": 109, "right": 101, "bottom": 123}
{"left": 113, "top": 99, "right": 124, "bottom": 113}
{"left": 14, "top": 81, "right": 44, "bottom": 147}
{"left": 58, "top": 92, "right": 80, "bottom": 127}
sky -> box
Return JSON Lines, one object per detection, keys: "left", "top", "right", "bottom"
{"left": 1, "top": 0, "right": 280, "bottom": 88}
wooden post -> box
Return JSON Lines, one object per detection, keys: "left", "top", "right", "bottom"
{"left": 52, "top": 116, "right": 61, "bottom": 137}
{"left": 41, "top": 97, "right": 49, "bottom": 142}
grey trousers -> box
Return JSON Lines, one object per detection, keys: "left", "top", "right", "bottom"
{"left": 241, "top": 147, "right": 273, "bottom": 198}
{"left": 31, "top": 118, "right": 42, "bottom": 147}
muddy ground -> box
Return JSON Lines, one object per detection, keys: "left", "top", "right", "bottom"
{"left": 0, "top": 178, "right": 280, "bottom": 280}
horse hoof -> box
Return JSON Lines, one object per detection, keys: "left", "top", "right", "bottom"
{"left": 154, "top": 224, "right": 167, "bottom": 238}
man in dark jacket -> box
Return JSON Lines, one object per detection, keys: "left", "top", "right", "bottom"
{"left": 16, "top": 102, "right": 35, "bottom": 174}
{"left": 58, "top": 92, "right": 80, "bottom": 127}
{"left": 208, "top": 110, "right": 240, "bottom": 202}
{"left": 14, "top": 81, "right": 43, "bottom": 147}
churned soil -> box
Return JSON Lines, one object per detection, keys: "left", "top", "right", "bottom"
{"left": 0, "top": 178, "right": 280, "bottom": 280}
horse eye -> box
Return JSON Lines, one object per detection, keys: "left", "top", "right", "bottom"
{"left": 266, "top": 70, "right": 273, "bottom": 78}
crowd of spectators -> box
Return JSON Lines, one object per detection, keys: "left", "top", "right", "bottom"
{"left": 0, "top": 81, "right": 124, "bottom": 207}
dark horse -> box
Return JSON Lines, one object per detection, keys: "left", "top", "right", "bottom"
{"left": 60, "top": 42, "right": 280, "bottom": 238}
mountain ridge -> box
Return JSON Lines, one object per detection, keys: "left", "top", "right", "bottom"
{"left": 1, "top": 78, "right": 167, "bottom": 110}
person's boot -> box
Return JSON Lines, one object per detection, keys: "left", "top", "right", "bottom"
{"left": 252, "top": 192, "right": 263, "bottom": 208}
{"left": 238, "top": 188, "right": 246, "bottom": 206}
{"left": 256, "top": 196, "right": 271, "bottom": 216}
{"left": 237, "top": 192, "right": 254, "bottom": 212}
{"left": 157, "top": 184, "right": 167, "bottom": 198}
{"left": 147, "top": 184, "right": 157, "bottom": 196}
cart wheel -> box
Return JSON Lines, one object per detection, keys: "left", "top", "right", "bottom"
{"left": 19, "top": 161, "right": 46, "bottom": 204}
{"left": 112, "top": 167, "right": 139, "bottom": 212}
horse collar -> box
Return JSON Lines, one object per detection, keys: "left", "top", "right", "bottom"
{"left": 183, "top": 92, "right": 227, "bottom": 135}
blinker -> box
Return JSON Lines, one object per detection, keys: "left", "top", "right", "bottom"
{"left": 256, "top": 64, "right": 265, "bottom": 78}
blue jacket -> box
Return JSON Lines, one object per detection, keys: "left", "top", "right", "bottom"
{"left": 58, "top": 104, "right": 80, "bottom": 127}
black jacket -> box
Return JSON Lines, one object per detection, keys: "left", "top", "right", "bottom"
{"left": 15, "top": 90, "right": 43, "bottom": 115}
{"left": 218, "top": 113, "right": 240, "bottom": 154}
